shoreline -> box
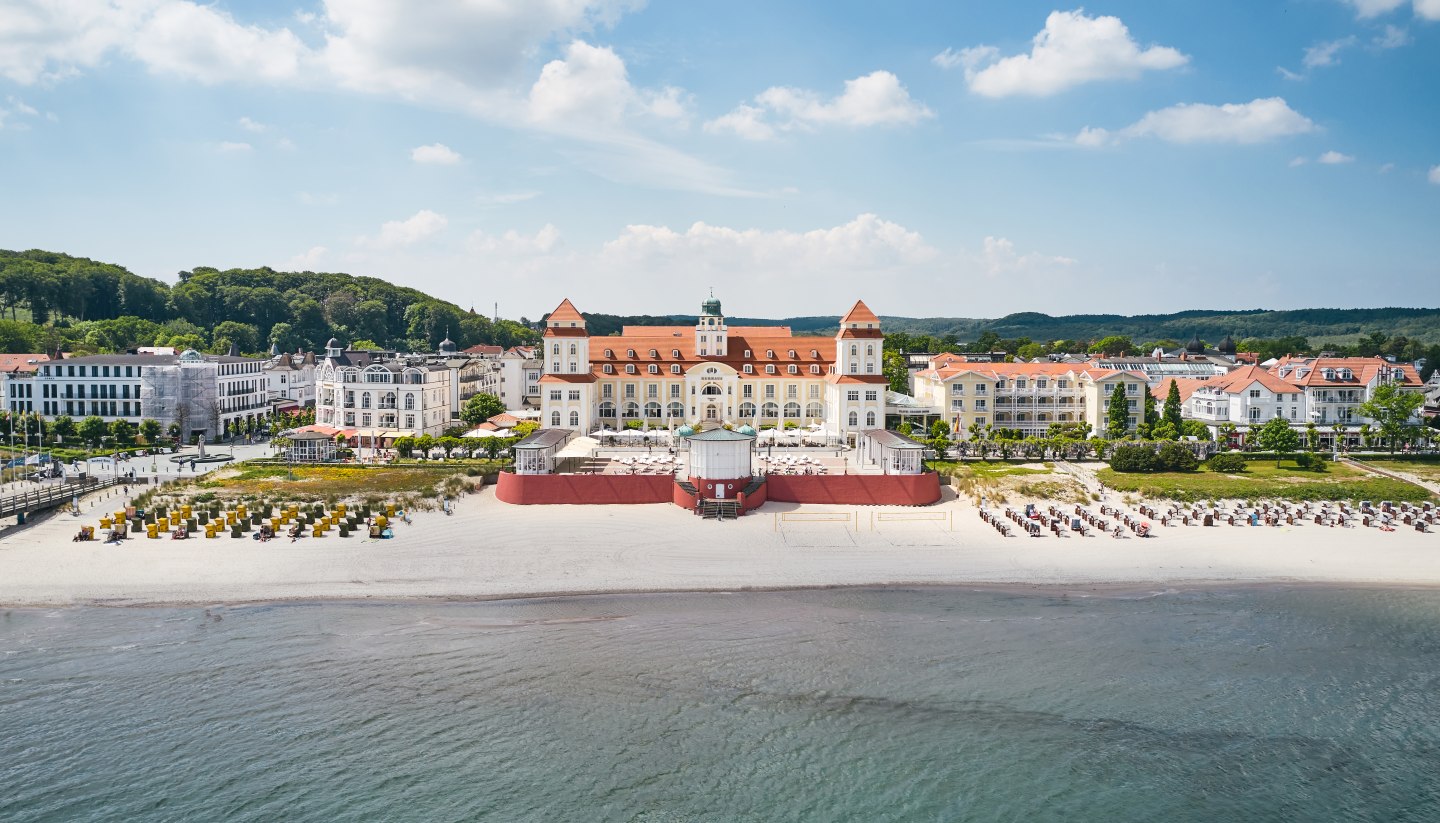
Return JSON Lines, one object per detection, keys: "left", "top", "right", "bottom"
{"left": 6, "top": 577, "right": 1440, "bottom": 610}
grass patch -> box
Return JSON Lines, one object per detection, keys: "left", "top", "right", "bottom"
{"left": 191, "top": 463, "right": 479, "bottom": 501}
{"left": 929, "top": 460, "right": 1053, "bottom": 479}
{"left": 1097, "top": 460, "right": 1434, "bottom": 503}
{"left": 1363, "top": 460, "right": 1440, "bottom": 484}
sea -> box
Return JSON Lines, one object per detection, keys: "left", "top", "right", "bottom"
{"left": 2, "top": 586, "right": 1438, "bottom": 822}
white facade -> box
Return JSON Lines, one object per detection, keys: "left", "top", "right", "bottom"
{"left": 264, "top": 351, "right": 316, "bottom": 407}
{"left": 313, "top": 346, "right": 453, "bottom": 438}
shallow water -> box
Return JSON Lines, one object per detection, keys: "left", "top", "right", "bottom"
{"left": 2, "top": 587, "right": 1439, "bottom": 822}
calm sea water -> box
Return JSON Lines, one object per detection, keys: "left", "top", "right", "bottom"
{"left": 2, "top": 587, "right": 1439, "bottom": 822}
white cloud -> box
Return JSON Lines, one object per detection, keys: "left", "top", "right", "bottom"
{"left": 130, "top": 2, "right": 306, "bottom": 84}
{"left": 946, "top": 10, "right": 1188, "bottom": 98}
{"left": 706, "top": 71, "right": 932, "bottom": 140}
{"left": 1303, "top": 36, "right": 1356, "bottom": 68}
{"left": 358, "top": 209, "right": 448, "bottom": 249}
{"left": 1289, "top": 156, "right": 1308, "bottom": 167}
{"left": 411, "top": 143, "right": 462, "bottom": 164}
{"left": 527, "top": 40, "right": 638, "bottom": 128}
{"left": 1318, "top": 150, "right": 1355, "bottom": 164}
{"left": 467, "top": 224, "right": 563, "bottom": 255}
{"left": 1429, "top": 165, "right": 1440, "bottom": 185}
{"left": 0, "top": 95, "right": 45, "bottom": 130}
{"left": 1416, "top": 0, "right": 1440, "bottom": 20}
{"left": 979, "top": 236, "right": 1075, "bottom": 277}
{"left": 1343, "top": 0, "right": 1406, "bottom": 17}
{"left": 1276, "top": 66, "right": 1306, "bottom": 82}
{"left": 283, "top": 245, "right": 328, "bottom": 271}
{"left": 1378, "top": 162, "right": 1395, "bottom": 173}
{"left": 1374, "top": 24, "right": 1412, "bottom": 48}
{"left": 1078, "top": 97, "right": 1316, "bottom": 146}
{"left": 238, "top": 116, "right": 267, "bottom": 132}
{"left": 216, "top": 141, "right": 252, "bottom": 153}
{"left": 477, "top": 191, "right": 542, "bottom": 205}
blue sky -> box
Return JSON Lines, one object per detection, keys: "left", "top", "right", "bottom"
{"left": 1, "top": 0, "right": 1437, "bottom": 320}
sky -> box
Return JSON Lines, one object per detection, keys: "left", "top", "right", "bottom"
{"left": 1, "top": 0, "right": 1438, "bottom": 321}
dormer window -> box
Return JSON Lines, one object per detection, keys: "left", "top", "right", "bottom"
{"left": 648, "top": 364, "right": 658, "bottom": 374}
{"left": 744, "top": 349, "right": 752, "bottom": 358}
{"left": 743, "top": 364, "right": 753, "bottom": 374}
{"left": 787, "top": 365, "right": 797, "bottom": 374}
{"left": 671, "top": 364, "right": 681, "bottom": 374}
{"left": 625, "top": 364, "right": 636, "bottom": 374}
{"left": 787, "top": 349, "right": 796, "bottom": 359}
{"left": 604, "top": 349, "right": 613, "bottom": 358}
{"left": 766, "top": 365, "right": 776, "bottom": 374}
{"left": 649, "top": 349, "right": 658, "bottom": 358}
{"left": 766, "top": 350, "right": 775, "bottom": 359}
{"left": 810, "top": 349, "right": 819, "bottom": 358}
{"left": 626, "top": 349, "right": 635, "bottom": 359}
{"left": 671, "top": 349, "right": 681, "bottom": 358}
{"left": 810, "top": 365, "right": 820, "bottom": 374}
{"left": 603, "top": 364, "right": 613, "bottom": 374}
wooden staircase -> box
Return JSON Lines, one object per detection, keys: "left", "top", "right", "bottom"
{"left": 698, "top": 498, "right": 740, "bottom": 520}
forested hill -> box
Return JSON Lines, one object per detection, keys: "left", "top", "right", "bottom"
{"left": 582, "top": 307, "right": 1440, "bottom": 346}
{"left": 0, "top": 249, "right": 538, "bottom": 356}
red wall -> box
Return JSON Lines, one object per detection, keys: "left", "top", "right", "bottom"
{"left": 764, "top": 472, "right": 942, "bottom": 506}
{"left": 495, "top": 472, "right": 677, "bottom": 505}
{"left": 687, "top": 475, "right": 751, "bottom": 501}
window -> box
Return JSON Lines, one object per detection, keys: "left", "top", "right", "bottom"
{"left": 786, "top": 385, "right": 798, "bottom": 399}
{"left": 647, "top": 384, "right": 658, "bottom": 398}
{"left": 764, "top": 385, "right": 775, "bottom": 399}
{"left": 569, "top": 344, "right": 576, "bottom": 356}
{"left": 599, "top": 402, "right": 616, "bottom": 418}
{"left": 670, "top": 384, "right": 681, "bottom": 398}
{"left": 974, "top": 399, "right": 987, "bottom": 410}
{"left": 603, "top": 364, "right": 613, "bottom": 374}
{"left": 951, "top": 384, "right": 964, "bottom": 395}
{"left": 624, "top": 384, "right": 636, "bottom": 399}
{"left": 787, "top": 365, "right": 797, "bottom": 374}
{"left": 743, "top": 350, "right": 751, "bottom": 358}
{"left": 552, "top": 411, "right": 561, "bottom": 426}
{"left": 865, "top": 411, "right": 876, "bottom": 427}
{"left": 849, "top": 363, "right": 858, "bottom": 374}
{"left": 762, "top": 402, "right": 779, "bottom": 418}
{"left": 649, "top": 349, "right": 658, "bottom": 358}
{"left": 668, "top": 402, "right": 684, "bottom": 418}
{"left": 648, "top": 365, "right": 658, "bottom": 374}
{"left": 810, "top": 349, "right": 819, "bottom": 358}
{"left": 645, "top": 402, "right": 662, "bottom": 418}
{"left": 568, "top": 390, "right": 581, "bottom": 401}
{"left": 1126, "top": 383, "right": 1138, "bottom": 395}
{"left": 784, "top": 402, "right": 801, "bottom": 417}
{"left": 865, "top": 391, "right": 878, "bottom": 401}
{"left": 626, "top": 349, "right": 635, "bottom": 358}
{"left": 604, "top": 349, "right": 613, "bottom": 358}
{"left": 787, "top": 350, "right": 796, "bottom": 359}
{"left": 765, "top": 349, "right": 775, "bottom": 359}
{"left": 766, "top": 365, "right": 776, "bottom": 374}
{"left": 743, "top": 364, "right": 753, "bottom": 374}
{"left": 810, "top": 365, "right": 820, "bottom": 374}
{"left": 848, "top": 411, "right": 858, "bottom": 426}
{"left": 625, "top": 365, "right": 636, "bottom": 374}
{"left": 740, "top": 402, "right": 756, "bottom": 417}
{"left": 847, "top": 391, "right": 860, "bottom": 401}
{"left": 671, "top": 349, "right": 681, "bottom": 358}
{"left": 865, "top": 345, "right": 873, "bottom": 356}
{"left": 742, "top": 384, "right": 753, "bottom": 398}
{"left": 569, "top": 411, "right": 579, "bottom": 427}
{"left": 671, "top": 364, "right": 681, "bottom": 374}
{"left": 602, "top": 384, "right": 613, "bottom": 398}
{"left": 1017, "top": 378, "right": 1027, "bottom": 389}
{"left": 549, "top": 389, "right": 561, "bottom": 400}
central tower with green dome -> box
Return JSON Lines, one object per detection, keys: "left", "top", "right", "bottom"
{"left": 695, "top": 289, "right": 727, "bottom": 357}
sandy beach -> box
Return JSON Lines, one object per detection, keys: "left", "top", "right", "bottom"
{"left": 2, "top": 476, "right": 1438, "bottom": 606}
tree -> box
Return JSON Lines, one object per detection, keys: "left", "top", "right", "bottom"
{"left": 513, "top": 420, "right": 539, "bottom": 439}
{"left": 1357, "top": 383, "right": 1425, "bottom": 454}
{"left": 50, "top": 415, "right": 77, "bottom": 444}
{"left": 1089, "top": 335, "right": 1136, "bottom": 357}
{"left": 1180, "top": 420, "right": 1212, "bottom": 441}
{"left": 77, "top": 415, "right": 107, "bottom": 447}
{"left": 1162, "top": 380, "right": 1183, "bottom": 433}
{"left": 392, "top": 436, "right": 415, "bottom": 458}
{"left": 137, "top": 418, "right": 162, "bottom": 445}
{"left": 1255, "top": 417, "right": 1300, "bottom": 466}
{"left": 1139, "top": 389, "right": 1159, "bottom": 438}
{"left": 1106, "top": 383, "right": 1129, "bottom": 439}
{"left": 1304, "top": 422, "right": 1319, "bottom": 452}
{"left": 460, "top": 393, "right": 506, "bottom": 426}
{"left": 109, "top": 418, "right": 135, "bottom": 446}
{"left": 1154, "top": 441, "right": 1199, "bottom": 472}
{"left": 1110, "top": 444, "right": 1156, "bottom": 473}
{"left": 1016, "top": 342, "right": 1046, "bottom": 361}
{"left": 896, "top": 420, "right": 913, "bottom": 437}
{"left": 928, "top": 420, "right": 952, "bottom": 457}
{"left": 883, "top": 349, "right": 909, "bottom": 395}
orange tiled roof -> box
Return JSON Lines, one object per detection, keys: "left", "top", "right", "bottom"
{"left": 546, "top": 298, "right": 584, "bottom": 324}
{"left": 1151, "top": 377, "right": 1211, "bottom": 404}
{"left": 1197, "top": 365, "right": 1298, "bottom": 395}
{"left": 840, "top": 300, "right": 879, "bottom": 324}
{"left": 1271, "top": 356, "right": 1421, "bottom": 388}
{"left": 0, "top": 353, "right": 50, "bottom": 373}
{"left": 619, "top": 325, "right": 793, "bottom": 337}
{"left": 537, "top": 373, "right": 597, "bottom": 384}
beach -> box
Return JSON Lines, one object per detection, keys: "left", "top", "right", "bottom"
{"left": 2, "top": 479, "right": 1438, "bottom": 607}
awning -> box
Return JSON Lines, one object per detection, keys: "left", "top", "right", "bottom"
{"left": 554, "top": 436, "right": 600, "bottom": 459}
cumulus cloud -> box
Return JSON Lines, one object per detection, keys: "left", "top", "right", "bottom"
{"left": 1429, "top": 165, "right": 1440, "bottom": 185}
{"left": 1318, "top": 150, "right": 1355, "bottom": 164}
{"left": 1303, "top": 37, "right": 1356, "bottom": 69}
{"left": 467, "top": 224, "right": 563, "bottom": 255}
{"left": 942, "top": 10, "right": 1187, "bottom": 98}
{"left": 1342, "top": 0, "right": 1440, "bottom": 18}
{"left": 705, "top": 71, "right": 932, "bottom": 140}
{"left": 358, "top": 209, "right": 449, "bottom": 249}
{"left": 238, "top": 116, "right": 267, "bottom": 132}
{"left": 1417, "top": 0, "right": 1440, "bottom": 20}
{"left": 979, "top": 236, "right": 1076, "bottom": 277}
{"left": 1373, "top": 24, "right": 1412, "bottom": 48}
{"left": 1289, "top": 156, "right": 1308, "bottom": 167}
{"left": 216, "top": 140, "right": 252, "bottom": 153}
{"left": 411, "top": 143, "right": 462, "bottom": 164}
{"left": 1077, "top": 98, "right": 1316, "bottom": 146}
{"left": 283, "top": 245, "right": 328, "bottom": 271}
{"left": 130, "top": 2, "right": 305, "bottom": 84}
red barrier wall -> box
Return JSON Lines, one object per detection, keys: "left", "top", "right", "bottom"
{"left": 764, "top": 472, "right": 942, "bottom": 506}
{"left": 737, "top": 481, "right": 768, "bottom": 512}
{"left": 495, "top": 472, "right": 677, "bottom": 505}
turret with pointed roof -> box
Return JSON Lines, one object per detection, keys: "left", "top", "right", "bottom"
{"left": 837, "top": 299, "right": 883, "bottom": 339}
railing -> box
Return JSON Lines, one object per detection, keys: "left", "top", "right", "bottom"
{"left": 0, "top": 476, "right": 134, "bottom": 519}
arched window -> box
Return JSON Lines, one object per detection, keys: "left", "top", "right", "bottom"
{"left": 670, "top": 364, "right": 681, "bottom": 374}
{"left": 569, "top": 344, "right": 577, "bottom": 355}
{"left": 623, "top": 402, "right": 640, "bottom": 418}
{"left": 810, "top": 349, "right": 819, "bottom": 358}
{"left": 784, "top": 402, "right": 801, "bottom": 417}
{"left": 382, "top": 391, "right": 396, "bottom": 408}
{"left": 404, "top": 394, "right": 415, "bottom": 410}
{"left": 625, "top": 364, "right": 636, "bottom": 374}
{"left": 626, "top": 349, "right": 635, "bottom": 358}
{"left": 743, "top": 364, "right": 753, "bottom": 374}
{"left": 599, "top": 401, "right": 616, "bottom": 418}
{"left": 850, "top": 344, "right": 857, "bottom": 356}
{"left": 701, "top": 384, "right": 722, "bottom": 396}
{"left": 787, "top": 350, "right": 796, "bottom": 358}
{"left": 649, "top": 349, "right": 658, "bottom": 358}
{"left": 604, "top": 349, "right": 613, "bottom": 358}
{"left": 739, "top": 402, "right": 756, "bottom": 418}
{"left": 648, "top": 364, "right": 658, "bottom": 374}
{"left": 603, "top": 364, "right": 613, "bottom": 373}
{"left": 551, "top": 411, "right": 561, "bottom": 426}
{"left": 848, "top": 411, "right": 858, "bottom": 427}
{"left": 644, "top": 401, "right": 662, "bottom": 418}
{"left": 761, "top": 402, "right": 779, "bottom": 418}
{"left": 865, "top": 411, "right": 876, "bottom": 426}
{"left": 766, "top": 365, "right": 776, "bottom": 374}
{"left": 569, "top": 411, "right": 579, "bottom": 427}
{"left": 672, "top": 349, "right": 680, "bottom": 358}
{"left": 361, "top": 393, "right": 372, "bottom": 409}
{"left": 667, "top": 401, "right": 684, "bottom": 418}
{"left": 787, "top": 365, "right": 797, "bottom": 374}
{"left": 810, "top": 365, "right": 820, "bottom": 374}
{"left": 866, "top": 345, "right": 873, "bottom": 356}
{"left": 805, "top": 402, "right": 823, "bottom": 419}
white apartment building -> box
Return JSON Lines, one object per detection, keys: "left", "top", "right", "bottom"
{"left": 21, "top": 350, "right": 268, "bottom": 441}
{"left": 911, "top": 358, "right": 1152, "bottom": 437}
{"left": 312, "top": 339, "right": 454, "bottom": 440}
{"left": 1184, "top": 366, "right": 1306, "bottom": 428}
{"left": 264, "top": 348, "right": 317, "bottom": 409}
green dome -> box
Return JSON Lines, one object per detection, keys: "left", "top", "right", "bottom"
{"left": 701, "top": 296, "right": 722, "bottom": 316}
{"left": 677, "top": 425, "right": 696, "bottom": 437}
{"left": 736, "top": 424, "right": 757, "bottom": 436}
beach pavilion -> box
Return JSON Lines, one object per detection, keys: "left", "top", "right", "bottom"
{"left": 513, "top": 428, "right": 574, "bottom": 475}
{"left": 855, "top": 429, "right": 927, "bottom": 475}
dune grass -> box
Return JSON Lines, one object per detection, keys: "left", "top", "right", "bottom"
{"left": 1097, "top": 460, "right": 1433, "bottom": 503}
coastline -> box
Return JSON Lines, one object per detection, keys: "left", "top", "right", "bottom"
{"left": 3, "top": 483, "right": 1438, "bottom": 608}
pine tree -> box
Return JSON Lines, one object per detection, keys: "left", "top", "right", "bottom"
{"left": 1163, "top": 380, "right": 1183, "bottom": 434}
{"left": 1106, "top": 382, "right": 1129, "bottom": 439}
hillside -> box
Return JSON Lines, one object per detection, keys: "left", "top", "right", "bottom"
{"left": 0, "top": 249, "right": 538, "bottom": 357}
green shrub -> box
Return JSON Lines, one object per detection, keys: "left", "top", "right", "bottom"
{"left": 1207, "top": 453, "right": 1247, "bottom": 473}
{"left": 1109, "top": 445, "right": 1156, "bottom": 473}
{"left": 1154, "top": 442, "right": 1199, "bottom": 472}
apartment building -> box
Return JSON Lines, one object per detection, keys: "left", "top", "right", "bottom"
{"left": 911, "top": 359, "right": 1150, "bottom": 437}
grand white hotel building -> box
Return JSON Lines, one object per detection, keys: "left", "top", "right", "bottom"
{"left": 538, "top": 296, "right": 889, "bottom": 436}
